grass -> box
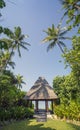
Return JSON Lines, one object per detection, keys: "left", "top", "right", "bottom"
{"left": 0, "top": 119, "right": 80, "bottom": 130}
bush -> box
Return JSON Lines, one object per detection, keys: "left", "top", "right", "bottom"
{"left": 24, "top": 107, "right": 34, "bottom": 118}
{"left": 10, "top": 106, "right": 34, "bottom": 120}
{"left": 0, "top": 106, "right": 34, "bottom": 122}
{"left": 54, "top": 102, "right": 80, "bottom": 121}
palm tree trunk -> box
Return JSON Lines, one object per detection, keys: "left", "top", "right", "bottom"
{"left": 4, "top": 47, "right": 14, "bottom": 69}
{"left": 74, "top": 4, "right": 80, "bottom": 10}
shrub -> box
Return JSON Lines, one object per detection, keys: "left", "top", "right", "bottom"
{"left": 0, "top": 108, "right": 11, "bottom": 121}
{"left": 54, "top": 102, "right": 80, "bottom": 121}
{"left": 10, "top": 106, "right": 34, "bottom": 120}
{"left": 0, "top": 106, "right": 34, "bottom": 122}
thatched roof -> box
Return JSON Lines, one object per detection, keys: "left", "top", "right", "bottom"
{"left": 24, "top": 77, "right": 58, "bottom": 100}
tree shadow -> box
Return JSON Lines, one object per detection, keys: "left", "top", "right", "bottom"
{"left": 25, "top": 119, "right": 56, "bottom": 130}
{"left": 67, "top": 122, "right": 80, "bottom": 130}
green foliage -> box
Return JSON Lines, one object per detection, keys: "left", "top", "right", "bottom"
{"left": 0, "top": 71, "right": 18, "bottom": 108}
{"left": 0, "top": 107, "right": 34, "bottom": 121}
{"left": 61, "top": 0, "right": 80, "bottom": 32}
{"left": 53, "top": 73, "right": 80, "bottom": 120}
{"left": 10, "top": 106, "right": 34, "bottom": 120}
{"left": 0, "top": 0, "right": 33, "bottom": 124}
{"left": 0, "top": 70, "right": 34, "bottom": 122}
{"left": 53, "top": 73, "right": 80, "bottom": 104}
{"left": 54, "top": 102, "right": 80, "bottom": 121}
{"left": 0, "top": 0, "right": 5, "bottom": 9}
{"left": 53, "top": 76, "right": 65, "bottom": 96}
{"left": 0, "top": 70, "right": 27, "bottom": 108}
{"left": 63, "top": 36, "right": 80, "bottom": 86}
{"left": 0, "top": 108, "right": 10, "bottom": 121}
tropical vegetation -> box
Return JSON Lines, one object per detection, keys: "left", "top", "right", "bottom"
{"left": 0, "top": 0, "right": 33, "bottom": 126}
{"left": 0, "top": 0, "right": 80, "bottom": 128}
{"left": 42, "top": 0, "right": 80, "bottom": 121}
{"left": 47, "top": 0, "right": 80, "bottom": 121}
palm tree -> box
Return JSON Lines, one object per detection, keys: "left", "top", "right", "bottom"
{"left": 15, "top": 74, "right": 26, "bottom": 89}
{"left": 0, "top": 27, "right": 30, "bottom": 70}
{"left": 0, "top": 26, "right": 30, "bottom": 56}
{"left": 10, "top": 26, "right": 30, "bottom": 57}
{"left": 42, "top": 22, "right": 71, "bottom": 53}
{"left": 60, "top": 0, "right": 80, "bottom": 12}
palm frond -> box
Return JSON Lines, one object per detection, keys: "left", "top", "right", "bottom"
{"left": 17, "top": 45, "right": 21, "bottom": 57}
{"left": 14, "top": 26, "right": 21, "bottom": 38}
{"left": 3, "top": 28, "right": 14, "bottom": 39}
{"left": 21, "top": 41, "right": 30, "bottom": 46}
{"left": 59, "top": 30, "right": 68, "bottom": 36}
{"left": 60, "top": 36, "right": 72, "bottom": 40}
{"left": 59, "top": 41, "right": 66, "bottom": 47}
{"left": 43, "top": 30, "right": 49, "bottom": 35}
{"left": 8, "top": 61, "right": 15, "bottom": 69}
{"left": 42, "top": 36, "right": 54, "bottom": 43}
{"left": 52, "top": 24, "right": 55, "bottom": 31}
{"left": 0, "top": 38, "right": 12, "bottom": 49}
{"left": 47, "top": 41, "right": 56, "bottom": 52}
{"left": 20, "top": 43, "right": 29, "bottom": 51}
{"left": 9, "top": 50, "right": 15, "bottom": 58}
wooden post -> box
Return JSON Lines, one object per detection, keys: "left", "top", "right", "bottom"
{"left": 30, "top": 100, "right": 32, "bottom": 108}
{"left": 51, "top": 100, "right": 53, "bottom": 114}
{"left": 26, "top": 100, "right": 29, "bottom": 107}
{"left": 35, "top": 100, "right": 38, "bottom": 112}
{"left": 45, "top": 100, "right": 48, "bottom": 112}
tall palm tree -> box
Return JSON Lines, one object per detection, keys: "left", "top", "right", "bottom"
{"left": 10, "top": 26, "right": 30, "bottom": 57}
{"left": 0, "top": 26, "right": 30, "bottom": 56}
{"left": 42, "top": 22, "right": 71, "bottom": 53}
{"left": 0, "top": 27, "right": 30, "bottom": 70}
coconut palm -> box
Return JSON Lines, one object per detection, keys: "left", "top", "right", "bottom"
{"left": 0, "top": 27, "right": 30, "bottom": 70}
{"left": 60, "top": 0, "right": 80, "bottom": 12}
{"left": 0, "top": 26, "right": 30, "bottom": 56}
{"left": 42, "top": 22, "right": 71, "bottom": 53}
{"left": 15, "top": 74, "right": 26, "bottom": 89}
{"left": 10, "top": 26, "right": 30, "bottom": 57}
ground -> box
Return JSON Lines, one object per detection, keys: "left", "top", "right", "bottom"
{"left": 0, "top": 119, "right": 80, "bottom": 130}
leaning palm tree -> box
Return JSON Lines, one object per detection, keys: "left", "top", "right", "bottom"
{"left": 0, "top": 26, "right": 30, "bottom": 56}
{"left": 42, "top": 22, "right": 71, "bottom": 53}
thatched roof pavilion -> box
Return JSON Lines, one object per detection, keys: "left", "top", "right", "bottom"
{"left": 25, "top": 77, "right": 58, "bottom": 100}
{"left": 24, "top": 77, "right": 58, "bottom": 113}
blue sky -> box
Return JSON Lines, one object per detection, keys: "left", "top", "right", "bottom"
{"left": 2, "top": 0, "right": 71, "bottom": 91}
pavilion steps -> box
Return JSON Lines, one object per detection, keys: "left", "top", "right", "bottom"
{"left": 36, "top": 111, "right": 47, "bottom": 122}
{"left": 34, "top": 109, "right": 51, "bottom": 122}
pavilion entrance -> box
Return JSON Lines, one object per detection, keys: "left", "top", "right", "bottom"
{"left": 34, "top": 100, "right": 54, "bottom": 113}
{"left": 38, "top": 101, "right": 45, "bottom": 110}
